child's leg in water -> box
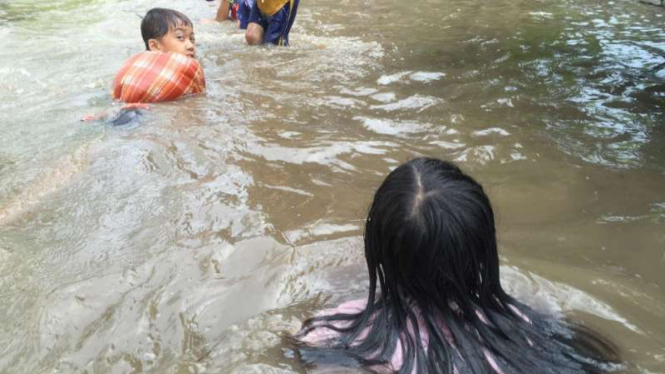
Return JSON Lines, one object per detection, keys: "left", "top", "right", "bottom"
{"left": 111, "top": 107, "right": 142, "bottom": 126}
{"left": 81, "top": 103, "right": 149, "bottom": 126}
{"left": 0, "top": 144, "right": 90, "bottom": 226}
{"left": 2, "top": 105, "right": 148, "bottom": 224}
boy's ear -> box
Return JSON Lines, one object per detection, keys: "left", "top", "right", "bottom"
{"left": 148, "top": 39, "right": 161, "bottom": 51}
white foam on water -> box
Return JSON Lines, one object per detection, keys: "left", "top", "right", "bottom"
{"left": 370, "top": 92, "right": 397, "bottom": 103}
{"left": 409, "top": 71, "right": 446, "bottom": 83}
{"left": 377, "top": 71, "right": 412, "bottom": 85}
{"left": 529, "top": 11, "right": 553, "bottom": 19}
{"left": 370, "top": 95, "right": 441, "bottom": 112}
{"left": 377, "top": 71, "right": 445, "bottom": 85}
{"left": 325, "top": 96, "right": 361, "bottom": 107}
{"left": 429, "top": 140, "right": 466, "bottom": 150}
{"left": 454, "top": 145, "right": 496, "bottom": 164}
{"left": 472, "top": 127, "right": 511, "bottom": 137}
{"left": 355, "top": 116, "right": 430, "bottom": 136}
{"left": 510, "top": 152, "right": 528, "bottom": 161}
{"left": 284, "top": 222, "right": 360, "bottom": 243}
{"left": 279, "top": 131, "right": 301, "bottom": 139}
{"left": 339, "top": 87, "right": 378, "bottom": 97}
{"left": 503, "top": 267, "right": 642, "bottom": 333}
{"left": 602, "top": 42, "right": 665, "bottom": 69}
{"left": 246, "top": 141, "right": 392, "bottom": 171}
{"left": 262, "top": 184, "right": 313, "bottom": 197}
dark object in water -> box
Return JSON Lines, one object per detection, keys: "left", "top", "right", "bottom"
{"left": 110, "top": 108, "right": 142, "bottom": 126}
{"left": 639, "top": 0, "right": 664, "bottom": 6}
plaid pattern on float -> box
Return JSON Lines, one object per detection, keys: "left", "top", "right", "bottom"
{"left": 112, "top": 51, "right": 206, "bottom": 103}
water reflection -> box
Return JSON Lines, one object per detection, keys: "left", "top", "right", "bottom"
{"left": 0, "top": 0, "right": 664, "bottom": 373}
{"left": 543, "top": 5, "right": 664, "bottom": 169}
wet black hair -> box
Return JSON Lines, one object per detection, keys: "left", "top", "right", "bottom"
{"left": 292, "top": 158, "right": 621, "bottom": 374}
{"left": 141, "top": 8, "right": 193, "bottom": 50}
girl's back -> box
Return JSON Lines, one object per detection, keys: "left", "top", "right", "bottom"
{"left": 291, "top": 158, "right": 620, "bottom": 374}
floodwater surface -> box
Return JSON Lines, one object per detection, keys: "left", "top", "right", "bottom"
{"left": 0, "top": 0, "right": 664, "bottom": 373}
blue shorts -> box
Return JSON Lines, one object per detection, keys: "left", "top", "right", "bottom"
{"left": 247, "top": 0, "right": 299, "bottom": 46}
{"left": 237, "top": 0, "right": 253, "bottom": 29}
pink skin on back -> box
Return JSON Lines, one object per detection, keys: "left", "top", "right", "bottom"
{"left": 300, "top": 299, "right": 527, "bottom": 374}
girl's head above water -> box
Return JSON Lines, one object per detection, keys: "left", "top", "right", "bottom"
{"left": 365, "top": 158, "right": 502, "bottom": 310}
{"left": 294, "top": 157, "right": 620, "bottom": 374}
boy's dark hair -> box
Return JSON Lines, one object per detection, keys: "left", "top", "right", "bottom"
{"left": 141, "top": 8, "right": 193, "bottom": 50}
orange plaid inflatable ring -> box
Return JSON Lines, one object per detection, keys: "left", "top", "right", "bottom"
{"left": 112, "top": 51, "right": 206, "bottom": 103}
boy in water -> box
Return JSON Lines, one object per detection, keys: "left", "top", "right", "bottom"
{"left": 142, "top": 8, "right": 197, "bottom": 58}
{"left": 84, "top": 8, "right": 204, "bottom": 121}
{"left": 245, "top": 0, "right": 299, "bottom": 46}
{"left": 111, "top": 8, "right": 204, "bottom": 105}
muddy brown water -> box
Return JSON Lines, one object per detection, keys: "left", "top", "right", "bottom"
{"left": 0, "top": 0, "right": 664, "bottom": 373}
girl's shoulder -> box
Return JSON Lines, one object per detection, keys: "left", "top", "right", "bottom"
{"left": 329, "top": 299, "right": 367, "bottom": 315}
{"left": 299, "top": 299, "right": 366, "bottom": 345}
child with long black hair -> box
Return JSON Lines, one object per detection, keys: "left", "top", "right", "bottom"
{"left": 291, "top": 158, "right": 620, "bottom": 374}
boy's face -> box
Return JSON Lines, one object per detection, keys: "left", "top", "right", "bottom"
{"left": 149, "top": 24, "right": 196, "bottom": 58}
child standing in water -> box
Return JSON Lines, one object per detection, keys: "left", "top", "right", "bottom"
{"left": 204, "top": 0, "right": 298, "bottom": 45}
{"left": 245, "top": 0, "right": 299, "bottom": 46}
{"left": 293, "top": 158, "right": 619, "bottom": 374}
{"left": 203, "top": 0, "right": 256, "bottom": 30}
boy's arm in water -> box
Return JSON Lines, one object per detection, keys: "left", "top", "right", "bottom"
{"left": 201, "top": 0, "right": 231, "bottom": 23}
